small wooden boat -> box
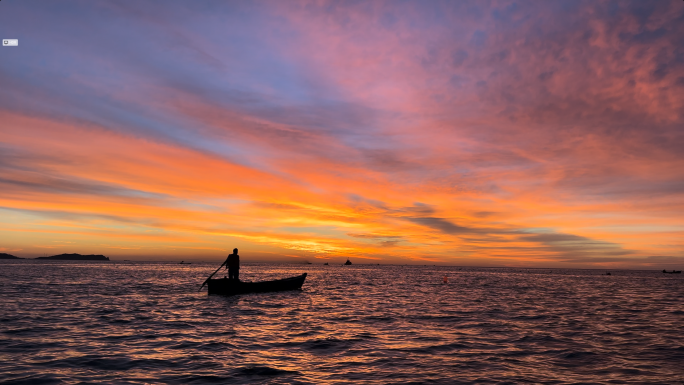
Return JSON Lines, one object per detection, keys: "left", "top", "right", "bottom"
{"left": 207, "top": 273, "right": 307, "bottom": 296}
{"left": 662, "top": 270, "right": 682, "bottom": 274}
{"left": 344, "top": 258, "right": 352, "bottom": 265}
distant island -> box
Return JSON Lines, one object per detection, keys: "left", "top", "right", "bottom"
{"left": 36, "top": 253, "right": 109, "bottom": 261}
{"left": 0, "top": 253, "right": 22, "bottom": 259}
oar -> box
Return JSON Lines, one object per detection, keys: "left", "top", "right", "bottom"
{"left": 198, "top": 261, "right": 226, "bottom": 291}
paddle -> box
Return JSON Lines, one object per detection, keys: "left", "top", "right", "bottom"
{"left": 198, "top": 260, "right": 227, "bottom": 292}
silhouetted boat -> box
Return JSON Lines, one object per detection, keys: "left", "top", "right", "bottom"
{"left": 324, "top": 262, "right": 329, "bottom": 265}
{"left": 179, "top": 261, "right": 191, "bottom": 264}
{"left": 207, "top": 273, "right": 307, "bottom": 296}
{"left": 345, "top": 258, "right": 352, "bottom": 265}
{"left": 662, "top": 270, "right": 682, "bottom": 274}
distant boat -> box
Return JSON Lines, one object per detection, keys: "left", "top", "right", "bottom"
{"left": 207, "top": 274, "right": 307, "bottom": 296}
{"left": 344, "top": 258, "right": 352, "bottom": 265}
{"left": 179, "top": 261, "right": 191, "bottom": 265}
{"left": 324, "top": 262, "right": 329, "bottom": 265}
{"left": 663, "top": 269, "right": 682, "bottom": 274}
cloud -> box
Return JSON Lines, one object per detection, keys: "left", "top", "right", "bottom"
{"left": 347, "top": 233, "right": 405, "bottom": 248}
{"left": 405, "top": 217, "right": 477, "bottom": 235}
{"left": 0, "top": 1, "right": 682, "bottom": 266}
{"left": 521, "top": 232, "right": 634, "bottom": 262}
{"left": 346, "top": 233, "right": 403, "bottom": 239}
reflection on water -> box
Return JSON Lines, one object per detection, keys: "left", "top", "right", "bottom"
{"left": 1, "top": 261, "right": 683, "bottom": 384}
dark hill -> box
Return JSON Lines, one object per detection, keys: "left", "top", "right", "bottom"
{"left": 36, "top": 253, "right": 109, "bottom": 261}
{"left": 0, "top": 253, "right": 22, "bottom": 259}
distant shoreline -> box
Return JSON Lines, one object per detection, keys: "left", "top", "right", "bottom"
{"left": 35, "top": 253, "right": 110, "bottom": 261}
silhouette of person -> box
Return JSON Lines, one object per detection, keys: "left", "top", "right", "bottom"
{"left": 225, "top": 248, "right": 240, "bottom": 281}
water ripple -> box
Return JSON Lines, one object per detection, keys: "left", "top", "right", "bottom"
{"left": 1, "top": 262, "right": 683, "bottom": 384}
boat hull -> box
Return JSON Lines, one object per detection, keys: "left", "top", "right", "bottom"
{"left": 207, "top": 273, "right": 307, "bottom": 296}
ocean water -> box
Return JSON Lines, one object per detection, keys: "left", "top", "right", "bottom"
{"left": 1, "top": 261, "right": 683, "bottom": 384}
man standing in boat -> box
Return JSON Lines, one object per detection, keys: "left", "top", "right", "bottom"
{"left": 225, "top": 248, "right": 240, "bottom": 281}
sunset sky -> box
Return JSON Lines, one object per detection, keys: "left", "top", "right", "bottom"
{"left": 1, "top": 1, "right": 683, "bottom": 267}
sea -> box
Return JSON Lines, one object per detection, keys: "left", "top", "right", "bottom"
{"left": 1, "top": 261, "right": 683, "bottom": 384}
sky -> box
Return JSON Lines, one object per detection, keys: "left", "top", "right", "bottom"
{"left": 1, "top": 0, "right": 683, "bottom": 267}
